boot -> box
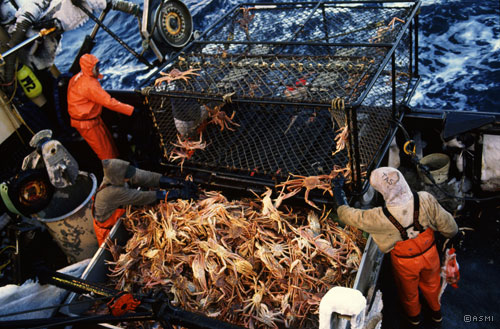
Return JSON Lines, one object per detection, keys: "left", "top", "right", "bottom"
{"left": 407, "top": 314, "right": 421, "bottom": 327}
{"left": 430, "top": 309, "right": 442, "bottom": 323}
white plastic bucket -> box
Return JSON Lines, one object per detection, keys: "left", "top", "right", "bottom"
{"left": 34, "top": 172, "right": 98, "bottom": 263}
{"left": 418, "top": 153, "right": 450, "bottom": 185}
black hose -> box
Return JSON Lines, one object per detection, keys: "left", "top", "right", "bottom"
{"left": 110, "top": 0, "right": 142, "bottom": 17}
{"left": 0, "top": 312, "right": 154, "bottom": 329}
{"left": 389, "top": 118, "right": 411, "bottom": 141}
{"left": 4, "top": 20, "right": 31, "bottom": 88}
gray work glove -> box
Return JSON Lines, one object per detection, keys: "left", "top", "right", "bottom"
{"left": 332, "top": 176, "right": 348, "bottom": 206}
{"left": 156, "top": 184, "right": 198, "bottom": 201}
{"left": 159, "top": 176, "right": 184, "bottom": 189}
{"left": 159, "top": 176, "right": 198, "bottom": 191}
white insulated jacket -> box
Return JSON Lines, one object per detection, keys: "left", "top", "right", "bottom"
{"left": 337, "top": 191, "right": 458, "bottom": 253}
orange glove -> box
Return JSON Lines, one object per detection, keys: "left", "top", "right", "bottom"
{"left": 444, "top": 247, "right": 460, "bottom": 288}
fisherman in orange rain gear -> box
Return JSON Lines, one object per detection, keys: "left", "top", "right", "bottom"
{"left": 333, "top": 167, "right": 458, "bottom": 327}
{"left": 67, "top": 53, "right": 134, "bottom": 160}
{"left": 92, "top": 159, "right": 198, "bottom": 246}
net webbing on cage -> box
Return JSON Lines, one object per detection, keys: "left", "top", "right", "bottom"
{"left": 143, "top": 1, "right": 420, "bottom": 200}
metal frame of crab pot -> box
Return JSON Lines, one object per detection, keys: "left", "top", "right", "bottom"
{"left": 136, "top": 1, "right": 422, "bottom": 207}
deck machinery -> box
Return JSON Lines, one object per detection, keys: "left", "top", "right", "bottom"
{"left": 141, "top": 0, "right": 421, "bottom": 207}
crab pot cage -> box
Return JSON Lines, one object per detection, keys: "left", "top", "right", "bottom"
{"left": 141, "top": 1, "right": 421, "bottom": 207}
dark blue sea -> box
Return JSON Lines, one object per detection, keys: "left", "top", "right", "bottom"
{"left": 55, "top": 0, "right": 500, "bottom": 113}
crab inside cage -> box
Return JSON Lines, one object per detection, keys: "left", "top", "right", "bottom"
{"left": 140, "top": 0, "right": 421, "bottom": 207}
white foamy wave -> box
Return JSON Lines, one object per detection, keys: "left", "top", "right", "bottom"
{"left": 410, "top": 3, "right": 500, "bottom": 111}
{"left": 54, "top": 0, "right": 499, "bottom": 113}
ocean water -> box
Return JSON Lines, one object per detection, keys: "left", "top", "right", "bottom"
{"left": 54, "top": 0, "right": 500, "bottom": 113}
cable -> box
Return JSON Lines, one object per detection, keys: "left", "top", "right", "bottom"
{"left": 389, "top": 118, "right": 411, "bottom": 141}
{"left": 5, "top": 58, "right": 19, "bottom": 105}
{"left": 29, "top": 314, "right": 113, "bottom": 329}
{"left": 150, "top": 0, "right": 165, "bottom": 41}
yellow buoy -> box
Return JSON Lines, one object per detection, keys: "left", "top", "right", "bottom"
{"left": 17, "top": 64, "right": 46, "bottom": 107}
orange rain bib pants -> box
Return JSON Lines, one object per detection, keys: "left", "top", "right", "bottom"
{"left": 72, "top": 117, "right": 119, "bottom": 160}
{"left": 93, "top": 208, "right": 125, "bottom": 247}
{"left": 391, "top": 228, "right": 441, "bottom": 317}
{"left": 383, "top": 192, "right": 441, "bottom": 317}
{"left": 67, "top": 54, "right": 133, "bottom": 160}
{"left": 91, "top": 186, "right": 125, "bottom": 246}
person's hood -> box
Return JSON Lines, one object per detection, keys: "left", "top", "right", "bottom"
{"left": 79, "top": 53, "right": 103, "bottom": 79}
{"left": 102, "top": 159, "right": 131, "bottom": 186}
{"left": 369, "top": 167, "right": 412, "bottom": 206}
{"left": 48, "top": 0, "right": 107, "bottom": 31}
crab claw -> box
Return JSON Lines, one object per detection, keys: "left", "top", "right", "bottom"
{"left": 304, "top": 190, "right": 321, "bottom": 210}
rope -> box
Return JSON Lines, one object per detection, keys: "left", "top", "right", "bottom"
{"left": 0, "top": 58, "right": 35, "bottom": 140}
{"left": 330, "top": 97, "right": 344, "bottom": 111}
{"left": 10, "top": 103, "right": 35, "bottom": 135}
{"left": 5, "top": 58, "right": 19, "bottom": 105}
{"left": 0, "top": 245, "right": 16, "bottom": 273}
{"left": 329, "top": 97, "right": 346, "bottom": 128}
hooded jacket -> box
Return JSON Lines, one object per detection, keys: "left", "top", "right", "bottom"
{"left": 94, "top": 159, "right": 162, "bottom": 222}
{"left": 67, "top": 54, "right": 133, "bottom": 129}
{"left": 337, "top": 167, "right": 458, "bottom": 253}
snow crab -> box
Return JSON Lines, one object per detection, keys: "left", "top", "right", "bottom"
{"left": 154, "top": 68, "right": 200, "bottom": 86}
{"left": 277, "top": 174, "right": 334, "bottom": 210}
{"left": 329, "top": 164, "right": 353, "bottom": 183}
{"left": 237, "top": 6, "right": 256, "bottom": 36}
{"left": 332, "top": 125, "right": 349, "bottom": 156}
{"left": 207, "top": 103, "right": 241, "bottom": 131}
{"left": 370, "top": 17, "right": 405, "bottom": 43}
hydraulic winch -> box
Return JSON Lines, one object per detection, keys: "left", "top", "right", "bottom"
{"left": 141, "top": 0, "right": 193, "bottom": 62}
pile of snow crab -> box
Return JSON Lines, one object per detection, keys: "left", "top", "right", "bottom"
{"left": 106, "top": 189, "right": 366, "bottom": 329}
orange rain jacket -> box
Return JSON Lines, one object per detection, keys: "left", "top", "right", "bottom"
{"left": 67, "top": 54, "right": 133, "bottom": 160}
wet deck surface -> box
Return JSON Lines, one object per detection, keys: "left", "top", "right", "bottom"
{"left": 379, "top": 200, "right": 500, "bottom": 329}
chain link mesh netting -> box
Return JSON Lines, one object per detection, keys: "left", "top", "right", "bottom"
{"left": 147, "top": 94, "right": 350, "bottom": 178}
{"left": 144, "top": 1, "right": 419, "bottom": 192}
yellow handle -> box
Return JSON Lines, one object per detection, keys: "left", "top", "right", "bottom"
{"left": 403, "top": 140, "right": 416, "bottom": 156}
{"left": 39, "top": 27, "right": 57, "bottom": 37}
